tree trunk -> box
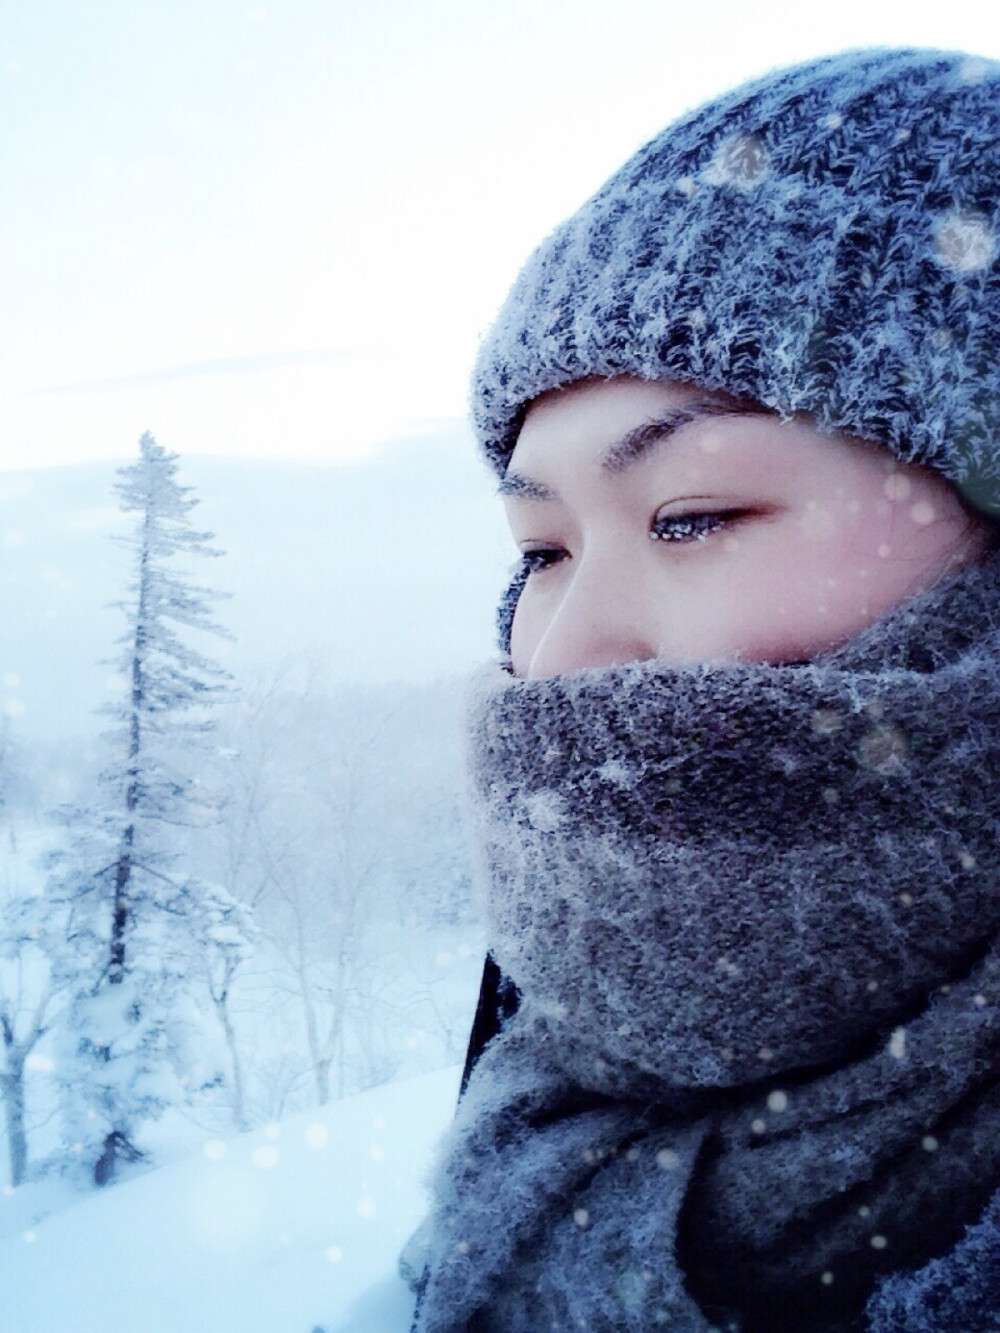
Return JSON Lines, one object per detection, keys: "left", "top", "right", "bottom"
{"left": 108, "top": 834, "right": 133, "bottom": 986}
{"left": 297, "top": 963, "right": 330, "bottom": 1106}
{"left": 1, "top": 1064, "right": 27, "bottom": 1187}
{"left": 94, "top": 1129, "right": 144, "bottom": 1186}
{"left": 213, "top": 991, "right": 248, "bottom": 1131}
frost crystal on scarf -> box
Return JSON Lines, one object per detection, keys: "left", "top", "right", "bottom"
{"left": 414, "top": 554, "right": 1000, "bottom": 1333}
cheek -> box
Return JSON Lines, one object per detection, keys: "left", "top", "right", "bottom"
{"left": 673, "top": 522, "right": 878, "bottom": 663}
{"left": 508, "top": 587, "right": 540, "bottom": 676}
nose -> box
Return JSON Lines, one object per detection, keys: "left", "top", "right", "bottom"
{"left": 519, "top": 554, "right": 660, "bottom": 678}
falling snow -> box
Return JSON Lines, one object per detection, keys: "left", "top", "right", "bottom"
{"left": 703, "top": 133, "right": 769, "bottom": 189}
{"left": 857, "top": 724, "right": 909, "bottom": 775}
{"left": 959, "top": 56, "right": 993, "bottom": 84}
{"left": 934, "top": 210, "right": 996, "bottom": 273}
{"left": 524, "top": 789, "right": 567, "bottom": 831}
{"left": 597, "top": 758, "right": 632, "bottom": 786}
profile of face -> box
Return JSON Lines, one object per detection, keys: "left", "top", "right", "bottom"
{"left": 503, "top": 377, "right": 992, "bottom": 679}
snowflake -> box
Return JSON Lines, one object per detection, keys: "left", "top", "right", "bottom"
{"left": 597, "top": 758, "right": 632, "bottom": 786}
{"left": 958, "top": 56, "right": 992, "bottom": 84}
{"left": 883, "top": 473, "right": 912, "bottom": 501}
{"left": 703, "top": 133, "right": 769, "bottom": 190}
{"left": 524, "top": 789, "right": 566, "bottom": 831}
{"left": 812, "top": 708, "right": 842, "bottom": 736}
{"left": 933, "top": 210, "right": 995, "bottom": 274}
{"left": 857, "top": 724, "right": 909, "bottom": 775}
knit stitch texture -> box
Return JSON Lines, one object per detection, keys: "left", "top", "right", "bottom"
{"left": 414, "top": 552, "right": 1000, "bottom": 1332}
{"left": 471, "top": 48, "right": 1000, "bottom": 518}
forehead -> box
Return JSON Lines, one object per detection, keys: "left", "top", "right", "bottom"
{"left": 502, "top": 375, "right": 915, "bottom": 509}
{"left": 505, "top": 377, "right": 778, "bottom": 493}
{"left": 513, "top": 377, "right": 744, "bottom": 455}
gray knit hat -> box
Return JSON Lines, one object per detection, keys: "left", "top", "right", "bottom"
{"left": 472, "top": 48, "right": 1000, "bottom": 507}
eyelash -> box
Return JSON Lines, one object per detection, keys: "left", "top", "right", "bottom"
{"left": 520, "top": 510, "right": 739, "bottom": 574}
{"left": 649, "top": 511, "right": 729, "bottom": 543}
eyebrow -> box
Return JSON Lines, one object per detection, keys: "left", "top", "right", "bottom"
{"left": 497, "top": 399, "right": 772, "bottom": 500}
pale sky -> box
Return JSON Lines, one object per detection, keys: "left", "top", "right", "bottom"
{"left": 4, "top": 0, "right": 1000, "bottom": 468}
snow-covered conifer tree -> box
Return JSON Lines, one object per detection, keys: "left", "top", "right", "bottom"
{"left": 63, "top": 432, "right": 250, "bottom": 1185}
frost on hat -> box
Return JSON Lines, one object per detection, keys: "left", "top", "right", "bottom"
{"left": 470, "top": 48, "right": 1000, "bottom": 514}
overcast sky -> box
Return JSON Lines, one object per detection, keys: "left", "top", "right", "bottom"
{"left": 4, "top": 0, "right": 1000, "bottom": 468}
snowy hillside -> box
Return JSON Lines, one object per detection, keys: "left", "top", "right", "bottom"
{"left": 1, "top": 428, "right": 495, "bottom": 1329}
{"left": 2, "top": 1065, "right": 460, "bottom": 1333}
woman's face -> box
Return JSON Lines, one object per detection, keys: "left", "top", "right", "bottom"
{"left": 503, "top": 377, "right": 991, "bottom": 679}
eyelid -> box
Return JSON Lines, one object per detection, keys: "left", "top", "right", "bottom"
{"left": 518, "top": 544, "right": 566, "bottom": 573}
{"left": 652, "top": 502, "right": 770, "bottom": 527}
{"left": 653, "top": 495, "right": 735, "bottom": 515}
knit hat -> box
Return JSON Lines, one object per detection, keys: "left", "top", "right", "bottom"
{"left": 472, "top": 48, "right": 1000, "bottom": 501}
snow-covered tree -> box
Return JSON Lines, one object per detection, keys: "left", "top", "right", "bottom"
{"left": 0, "top": 843, "right": 87, "bottom": 1186}
{"left": 63, "top": 432, "right": 251, "bottom": 1186}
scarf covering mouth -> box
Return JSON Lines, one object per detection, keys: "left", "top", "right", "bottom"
{"left": 414, "top": 552, "right": 1000, "bottom": 1333}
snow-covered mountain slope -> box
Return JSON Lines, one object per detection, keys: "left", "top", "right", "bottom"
{"left": 2, "top": 1065, "right": 461, "bottom": 1333}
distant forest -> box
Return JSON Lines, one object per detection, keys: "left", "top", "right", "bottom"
{"left": 0, "top": 436, "right": 483, "bottom": 1192}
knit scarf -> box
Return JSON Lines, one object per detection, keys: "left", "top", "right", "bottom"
{"left": 414, "top": 553, "right": 1000, "bottom": 1333}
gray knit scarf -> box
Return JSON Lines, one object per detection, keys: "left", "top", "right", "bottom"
{"left": 415, "top": 553, "right": 1000, "bottom": 1333}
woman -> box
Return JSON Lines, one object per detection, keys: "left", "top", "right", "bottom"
{"left": 412, "top": 48, "right": 1000, "bottom": 1331}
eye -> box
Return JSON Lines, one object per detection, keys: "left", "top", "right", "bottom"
{"left": 519, "top": 545, "right": 566, "bottom": 574}
{"left": 649, "top": 509, "right": 738, "bottom": 543}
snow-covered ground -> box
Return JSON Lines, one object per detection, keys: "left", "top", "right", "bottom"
{"left": 1, "top": 1065, "right": 460, "bottom": 1333}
